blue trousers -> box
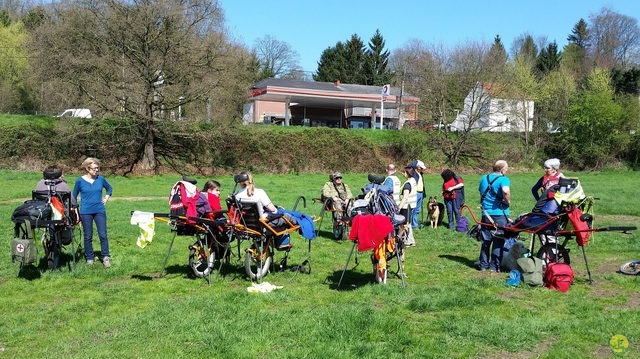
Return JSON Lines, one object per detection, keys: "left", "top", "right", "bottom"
{"left": 412, "top": 192, "right": 424, "bottom": 229}
{"left": 81, "top": 212, "right": 110, "bottom": 260}
{"left": 445, "top": 198, "right": 461, "bottom": 229}
{"left": 478, "top": 215, "right": 508, "bottom": 271}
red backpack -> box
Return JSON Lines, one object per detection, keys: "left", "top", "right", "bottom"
{"left": 543, "top": 262, "right": 574, "bottom": 292}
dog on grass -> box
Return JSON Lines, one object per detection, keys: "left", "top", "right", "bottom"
{"left": 501, "top": 241, "right": 529, "bottom": 271}
{"left": 426, "top": 196, "right": 443, "bottom": 229}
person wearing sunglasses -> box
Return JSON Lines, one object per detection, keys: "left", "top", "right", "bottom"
{"left": 531, "top": 158, "right": 564, "bottom": 201}
{"left": 321, "top": 172, "right": 353, "bottom": 220}
{"left": 72, "top": 157, "right": 113, "bottom": 267}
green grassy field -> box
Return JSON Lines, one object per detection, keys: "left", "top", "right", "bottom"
{"left": 0, "top": 170, "right": 638, "bottom": 358}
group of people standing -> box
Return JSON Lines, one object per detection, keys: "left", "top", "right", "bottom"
{"left": 476, "top": 158, "right": 563, "bottom": 273}
{"left": 320, "top": 160, "right": 468, "bottom": 248}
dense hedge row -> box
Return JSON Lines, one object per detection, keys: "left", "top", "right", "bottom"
{"left": 0, "top": 117, "right": 612, "bottom": 175}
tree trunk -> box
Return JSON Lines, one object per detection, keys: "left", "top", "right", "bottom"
{"left": 140, "top": 127, "right": 156, "bottom": 170}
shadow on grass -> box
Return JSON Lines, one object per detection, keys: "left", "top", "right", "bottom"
{"left": 437, "top": 254, "right": 477, "bottom": 269}
{"left": 325, "top": 267, "right": 373, "bottom": 291}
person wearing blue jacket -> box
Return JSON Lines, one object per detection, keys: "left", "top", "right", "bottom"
{"left": 73, "top": 157, "right": 113, "bottom": 267}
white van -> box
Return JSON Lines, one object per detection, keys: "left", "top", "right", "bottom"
{"left": 55, "top": 109, "right": 92, "bottom": 119}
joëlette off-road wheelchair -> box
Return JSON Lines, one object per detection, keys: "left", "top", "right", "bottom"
{"left": 313, "top": 195, "right": 353, "bottom": 241}
{"left": 338, "top": 174, "right": 407, "bottom": 288}
{"left": 226, "top": 172, "right": 315, "bottom": 282}
{"left": 464, "top": 177, "right": 637, "bottom": 283}
{"left": 151, "top": 178, "right": 231, "bottom": 281}
{"left": 11, "top": 169, "right": 79, "bottom": 275}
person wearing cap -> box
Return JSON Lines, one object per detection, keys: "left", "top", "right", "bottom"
{"left": 531, "top": 158, "right": 564, "bottom": 201}
{"left": 411, "top": 160, "right": 427, "bottom": 229}
{"left": 382, "top": 164, "right": 401, "bottom": 205}
{"left": 321, "top": 172, "right": 353, "bottom": 219}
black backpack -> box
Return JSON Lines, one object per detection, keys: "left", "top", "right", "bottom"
{"left": 11, "top": 200, "right": 52, "bottom": 226}
{"left": 170, "top": 188, "right": 186, "bottom": 217}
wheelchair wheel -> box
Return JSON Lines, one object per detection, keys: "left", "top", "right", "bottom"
{"left": 537, "top": 244, "right": 570, "bottom": 267}
{"left": 188, "top": 244, "right": 214, "bottom": 278}
{"left": 244, "top": 245, "right": 272, "bottom": 281}
{"left": 619, "top": 260, "right": 640, "bottom": 275}
{"left": 333, "top": 224, "right": 348, "bottom": 240}
{"left": 41, "top": 231, "right": 60, "bottom": 270}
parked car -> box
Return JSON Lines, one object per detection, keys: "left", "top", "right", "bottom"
{"left": 55, "top": 109, "right": 92, "bottom": 119}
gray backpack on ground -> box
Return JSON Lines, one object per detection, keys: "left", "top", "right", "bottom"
{"left": 516, "top": 256, "right": 544, "bottom": 286}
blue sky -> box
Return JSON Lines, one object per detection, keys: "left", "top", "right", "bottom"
{"left": 221, "top": 0, "right": 640, "bottom": 74}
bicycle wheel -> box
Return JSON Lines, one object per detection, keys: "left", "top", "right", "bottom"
{"left": 188, "top": 244, "right": 214, "bottom": 278}
{"left": 619, "top": 260, "right": 640, "bottom": 275}
{"left": 537, "top": 244, "right": 570, "bottom": 267}
{"left": 244, "top": 244, "right": 272, "bottom": 281}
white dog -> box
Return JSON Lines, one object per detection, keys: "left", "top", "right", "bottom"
{"left": 501, "top": 241, "right": 529, "bottom": 271}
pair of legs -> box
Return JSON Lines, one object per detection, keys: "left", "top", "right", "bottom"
{"left": 445, "top": 198, "right": 461, "bottom": 229}
{"left": 400, "top": 207, "right": 415, "bottom": 246}
{"left": 81, "top": 212, "right": 110, "bottom": 261}
{"left": 330, "top": 197, "right": 351, "bottom": 219}
{"left": 412, "top": 192, "right": 424, "bottom": 229}
{"left": 478, "top": 215, "right": 507, "bottom": 271}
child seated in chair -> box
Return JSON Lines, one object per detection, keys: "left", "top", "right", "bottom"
{"left": 234, "top": 171, "right": 294, "bottom": 249}
{"left": 202, "top": 180, "right": 225, "bottom": 220}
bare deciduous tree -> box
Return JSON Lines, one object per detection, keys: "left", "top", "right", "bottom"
{"left": 589, "top": 7, "right": 640, "bottom": 68}
{"left": 29, "top": 0, "right": 253, "bottom": 170}
{"left": 392, "top": 40, "right": 513, "bottom": 166}
{"left": 252, "top": 34, "right": 303, "bottom": 80}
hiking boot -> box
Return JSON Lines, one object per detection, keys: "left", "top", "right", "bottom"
{"left": 86, "top": 260, "right": 94, "bottom": 266}
{"left": 103, "top": 256, "right": 111, "bottom": 268}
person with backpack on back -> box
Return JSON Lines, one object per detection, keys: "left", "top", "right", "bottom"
{"left": 441, "top": 169, "right": 464, "bottom": 230}
{"left": 477, "top": 160, "right": 511, "bottom": 273}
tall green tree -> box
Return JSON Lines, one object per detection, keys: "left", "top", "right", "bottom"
{"left": 535, "top": 41, "right": 562, "bottom": 78}
{"left": 343, "top": 34, "right": 366, "bottom": 84}
{"left": 0, "top": 20, "right": 32, "bottom": 112}
{"left": 564, "top": 18, "right": 590, "bottom": 80}
{"left": 568, "top": 18, "right": 590, "bottom": 47}
{"left": 512, "top": 34, "right": 538, "bottom": 69}
{"left": 563, "top": 67, "right": 623, "bottom": 169}
{"left": 486, "top": 35, "right": 508, "bottom": 68}
{"left": 315, "top": 32, "right": 391, "bottom": 85}
{"left": 314, "top": 42, "right": 347, "bottom": 82}
{"left": 362, "top": 29, "right": 392, "bottom": 86}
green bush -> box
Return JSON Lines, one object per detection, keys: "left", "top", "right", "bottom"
{"left": 0, "top": 114, "right": 636, "bottom": 174}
